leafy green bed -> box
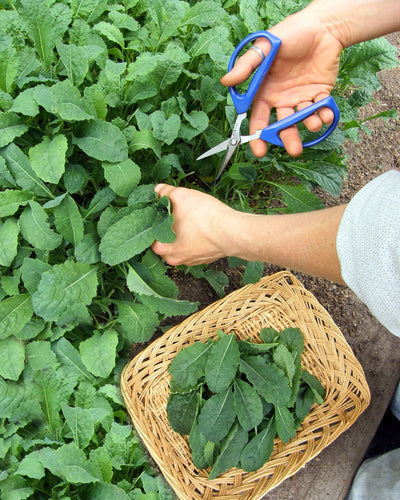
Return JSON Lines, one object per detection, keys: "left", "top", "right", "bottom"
{"left": 0, "top": 0, "right": 397, "bottom": 499}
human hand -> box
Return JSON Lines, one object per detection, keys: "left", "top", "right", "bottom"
{"left": 220, "top": 8, "right": 343, "bottom": 157}
{"left": 151, "top": 184, "right": 240, "bottom": 266}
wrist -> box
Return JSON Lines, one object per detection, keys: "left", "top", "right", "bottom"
{"left": 305, "top": 0, "right": 400, "bottom": 47}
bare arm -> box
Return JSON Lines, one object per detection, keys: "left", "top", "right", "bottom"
{"left": 151, "top": 185, "right": 346, "bottom": 283}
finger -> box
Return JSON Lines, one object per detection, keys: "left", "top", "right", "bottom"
{"left": 296, "top": 101, "right": 323, "bottom": 132}
{"left": 277, "top": 107, "right": 303, "bottom": 157}
{"left": 220, "top": 38, "right": 271, "bottom": 87}
{"left": 154, "top": 183, "right": 175, "bottom": 198}
{"left": 248, "top": 99, "right": 271, "bottom": 157}
{"left": 315, "top": 93, "right": 335, "bottom": 124}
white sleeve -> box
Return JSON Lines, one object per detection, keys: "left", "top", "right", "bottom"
{"left": 336, "top": 170, "right": 400, "bottom": 337}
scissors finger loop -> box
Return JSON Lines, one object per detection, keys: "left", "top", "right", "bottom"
{"left": 249, "top": 45, "right": 265, "bottom": 62}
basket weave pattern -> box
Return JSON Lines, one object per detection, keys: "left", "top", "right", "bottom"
{"left": 121, "top": 271, "right": 370, "bottom": 499}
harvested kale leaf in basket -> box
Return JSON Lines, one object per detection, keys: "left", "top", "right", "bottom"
{"left": 167, "top": 327, "right": 325, "bottom": 479}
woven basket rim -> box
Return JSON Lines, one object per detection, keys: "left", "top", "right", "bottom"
{"left": 121, "top": 271, "right": 370, "bottom": 499}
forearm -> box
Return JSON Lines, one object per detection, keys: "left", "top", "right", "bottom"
{"left": 305, "top": 0, "right": 400, "bottom": 47}
{"left": 152, "top": 185, "right": 346, "bottom": 283}
{"left": 221, "top": 205, "right": 346, "bottom": 283}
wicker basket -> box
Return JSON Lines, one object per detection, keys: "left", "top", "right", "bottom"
{"left": 120, "top": 271, "right": 370, "bottom": 499}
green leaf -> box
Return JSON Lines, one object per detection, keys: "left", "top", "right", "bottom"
{"left": 167, "top": 390, "right": 199, "bottom": 435}
{"left": 52, "top": 337, "right": 94, "bottom": 382}
{"left": 0, "top": 189, "right": 33, "bottom": 217}
{"left": 0, "top": 337, "right": 25, "bottom": 380}
{"left": 198, "top": 387, "right": 235, "bottom": 443}
{"left": 237, "top": 340, "right": 278, "bottom": 356}
{"left": 202, "top": 269, "right": 229, "bottom": 298}
{"left": 99, "top": 207, "right": 157, "bottom": 265}
{"left": 73, "top": 119, "right": 128, "bottom": 162}
{"left": 128, "top": 129, "right": 162, "bottom": 158}
{"left": 259, "top": 327, "right": 280, "bottom": 344}
{"left": 56, "top": 41, "right": 89, "bottom": 87}
{"left": 0, "top": 143, "right": 53, "bottom": 198}
{"left": 274, "top": 405, "right": 296, "bottom": 443}
{"left": 295, "top": 386, "right": 315, "bottom": 420}
{"left": 103, "top": 159, "right": 141, "bottom": 197}
{"left": 85, "top": 187, "right": 116, "bottom": 219}
{"left": 0, "top": 294, "right": 33, "bottom": 340}
{"left": 240, "top": 418, "right": 276, "bottom": 472}
{"left": 181, "top": 1, "right": 227, "bottom": 27}
{"left": 21, "top": 258, "right": 52, "bottom": 295}
{"left": 0, "top": 47, "right": 19, "bottom": 94}
{"left": 117, "top": 302, "right": 159, "bottom": 343}
{"left": 126, "top": 265, "right": 198, "bottom": 317}
{"left": 10, "top": 88, "right": 40, "bottom": 117}
{"left": 239, "top": 355, "right": 292, "bottom": 407}
{"left": 0, "top": 474, "right": 34, "bottom": 500}
{"left": 29, "top": 134, "right": 68, "bottom": 184}
{"left": 16, "top": 450, "right": 46, "bottom": 480}
{"left": 32, "top": 261, "right": 98, "bottom": 324}
{"left": 51, "top": 80, "right": 93, "bottom": 121}
{"left": 279, "top": 328, "right": 304, "bottom": 355}
{"left": 0, "top": 217, "right": 19, "bottom": 267}
{"left": 269, "top": 182, "right": 325, "bottom": 213}
{"left": 151, "top": 110, "right": 181, "bottom": 145}
{"left": 208, "top": 422, "right": 248, "bottom": 480}
{"left": 84, "top": 85, "right": 108, "bottom": 120}
{"left": 205, "top": 332, "right": 240, "bottom": 393}
{"left": 89, "top": 447, "right": 114, "bottom": 483}
{"left": 19, "top": 201, "right": 62, "bottom": 251}
{"left": 233, "top": 378, "right": 263, "bottom": 432}
{"left": 1, "top": 270, "right": 21, "bottom": 297}
{"left": 242, "top": 261, "right": 264, "bottom": 285}
{"left": 0, "top": 112, "right": 29, "bottom": 148}
{"left": 190, "top": 26, "right": 231, "bottom": 60}
{"left": 79, "top": 329, "right": 118, "bottom": 378}
{"left": 85, "top": 483, "right": 131, "bottom": 500}
{"left": 19, "top": 0, "right": 55, "bottom": 70}
{"left": 169, "top": 341, "right": 212, "bottom": 390}
{"left": 26, "top": 340, "right": 57, "bottom": 371}
{"left": 189, "top": 420, "right": 215, "bottom": 470}
{"left": 301, "top": 370, "right": 325, "bottom": 404}
{"left": 273, "top": 344, "right": 296, "bottom": 384}
{"left": 62, "top": 405, "right": 95, "bottom": 449}
{"left": 39, "top": 443, "right": 99, "bottom": 484}
{"left": 53, "top": 194, "right": 84, "bottom": 246}
{"left": 152, "top": 55, "right": 183, "bottom": 90}
{"left": 239, "top": 0, "right": 264, "bottom": 32}
{"left": 341, "top": 38, "right": 399, "bottom": 79}
{"left": 75, "top": 233, "right": 101, "bottom": 264}
{"left": 94, "top": 22, "right": 124, "bottom": 48}
{"left": 70, "top": 0, "right": 108, "bottom": 22}
{"left": 283, "top": 160, "right": 344, "bottom": 197}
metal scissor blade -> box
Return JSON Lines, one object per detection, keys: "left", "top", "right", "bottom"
{"left": 196, "top": 139, "right": 230, "bottom": 161}
{"left": 216, "top": 141, "right": 238, "bottom": 179}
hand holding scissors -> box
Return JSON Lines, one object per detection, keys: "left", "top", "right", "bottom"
{"left": 197, "top": 31, "right": 340, "bottom": 179}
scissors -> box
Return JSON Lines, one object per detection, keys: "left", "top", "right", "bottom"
{"left": 197, "top": 31, "right": 341, "bottom": 180}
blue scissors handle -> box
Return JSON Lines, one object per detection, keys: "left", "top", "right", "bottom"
{"left": 258, "top": 96, "right": 340, "bottom": 148}
{"left": 228, "top": 30, "right": 281, "bottom": 115}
